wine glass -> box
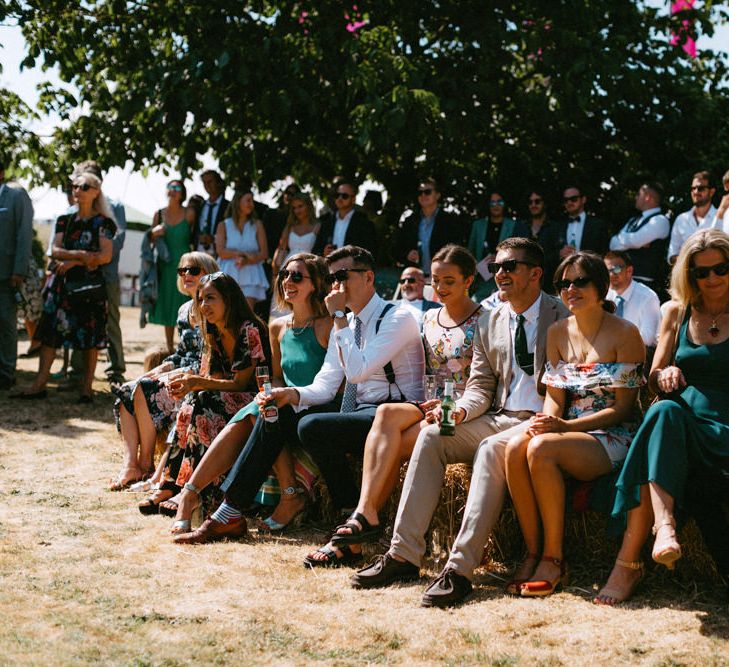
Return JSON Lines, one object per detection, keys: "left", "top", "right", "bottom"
{"left": 424, "top": 374, "right": 437, "bottom": 401}
{"left": 256, "top": 365, "right": 270, "bottom": 392}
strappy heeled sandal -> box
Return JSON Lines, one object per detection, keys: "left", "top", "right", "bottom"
{"left": 652, "top": 517, "right": 682, "bottom": 569}
{"left": 504, "top": 553, "right": 539, "bottom": 595}
{"left": 259, "top": 486, "right": 306, "bottom": 533}
{"left": 520, "top": 556, "right": 568, "bottom": 597}
{"left": 593, "top": 558, "right": 644, "bottom": 605}
{"left": 170, "top": 482, "right": 202, "bottom": 535}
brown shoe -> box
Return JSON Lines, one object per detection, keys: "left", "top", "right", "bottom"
{"left": 172, "top": 517, "right": 247, "bottom": 545}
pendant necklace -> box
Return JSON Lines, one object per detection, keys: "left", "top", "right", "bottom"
{"left": 289, "top": 315, "right": 313, "bottom": 337}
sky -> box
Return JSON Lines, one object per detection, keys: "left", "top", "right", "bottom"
{"left": 1, "top": 5, "right": 727, "bottom": 222}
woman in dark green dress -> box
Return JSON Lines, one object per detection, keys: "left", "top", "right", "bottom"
{"left": 595, "top": 229, "right": 729, "bottom": 605}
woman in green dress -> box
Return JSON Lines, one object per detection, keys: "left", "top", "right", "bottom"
{"left": 149, "top": 180, "right": 193, "bottom": 351}
{"left": 595, "top": 229, "right": 729, "bottom": 605}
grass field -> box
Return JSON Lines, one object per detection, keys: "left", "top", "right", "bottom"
{"left": 1, "top": 307, "right": 728, "bottom": 666}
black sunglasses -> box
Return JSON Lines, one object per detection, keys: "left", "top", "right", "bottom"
{"left": 278, "top": 268, "right": 310, "bottom": 283}
{"left": 529, "top": 197, "right": 543, "bottom": 204}
{"left": 555, "top": 276, "right": 592, "bottom": 291}
{"left": 177, "top": 266, "right": 203, "bottom": 276}
{"left": 325, "top": 268, "right": 369, "bottom": 285}
{"left": 563, "top": 195, "right": 581, "bottom": 203}
{"left": 487, "top": 259, "right": 536, "bottom": 274}
{"left": 72, "top": 183, "right": 93, "bottom": 192}
{"left": 199, "top": 271, "right": 225, "bottom": 284}
{"left": 417, "top": 188, "right": 434, "bottom": 196}
{"left": 399, "top": 277, "right": 418, "bottom": 284}
{"left": 690, "top": 185, "right": 709, "bottom": 193}
{"left": 335, "top": 192, "right": 352, "bottom": 200}
{"left": 690, "top": 261, "right": 729, "bottom": 280}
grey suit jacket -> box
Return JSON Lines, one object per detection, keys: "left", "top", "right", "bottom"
{"left": 0, "top": 183, "right": 34, "bottom": 281}
{"left": 457, "top": 292, "right": 569, "bottom": 421}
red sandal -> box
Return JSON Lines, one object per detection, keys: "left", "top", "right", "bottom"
{"left": 520, "top": 556, "right": 568, "bottom": 597}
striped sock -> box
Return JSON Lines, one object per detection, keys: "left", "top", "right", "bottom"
{"left": 211, "top": 501, "right": 242, "bottom": 524}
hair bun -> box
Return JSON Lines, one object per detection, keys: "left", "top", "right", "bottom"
{"left": 603, "top": 299, "right": 617, "bottom": 314}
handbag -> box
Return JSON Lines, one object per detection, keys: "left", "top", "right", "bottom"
{"left": 65, "top": 275, "right": 106, "bottom": 306}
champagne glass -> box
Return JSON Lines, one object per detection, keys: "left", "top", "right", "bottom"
{"left": 424, "top": 374, "right": 437, "bottom": 401}
{"left": 256, "top": 365, "right": 270, "bottom": 392}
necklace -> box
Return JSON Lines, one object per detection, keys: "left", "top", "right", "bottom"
{"left": 288, "top": 315, "right": 313, "bottom": 337}
{"left": 705, "top": 308, "right": 728, "bottom": 338}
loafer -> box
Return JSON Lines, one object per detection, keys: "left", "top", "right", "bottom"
{"left": 351, "top": 553, "right": 419, "bottom": 589}
{"left": 421, "top": 567, "right": 473, "bottom": 608}
{"left": 172, "top": 517, "right": 247, "bottom": 545}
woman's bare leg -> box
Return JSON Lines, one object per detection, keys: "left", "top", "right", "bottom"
{"left": 505, "top": 432, "right": 542, "bottom": 559}
{"left": 26, "top": 345, "right": 56, "bottom": 392}
{"left": 164, "top": 326, "right": 175, "bottom": 352}
{"left": 114, "top": 403, "right": 145, "bottom": 487}
{"left": 132, "top": 385, "right": 158, "bottom": 473}
{"left": 81, "top": 348, "right": 98, "bottom": 397}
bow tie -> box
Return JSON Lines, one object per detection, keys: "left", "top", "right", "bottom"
{"left": 569, "top": 217, "right": 581, "bottom": 223}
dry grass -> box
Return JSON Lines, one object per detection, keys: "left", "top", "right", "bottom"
{"left": 1, "top": 307, "right": 728, "bottom": 666}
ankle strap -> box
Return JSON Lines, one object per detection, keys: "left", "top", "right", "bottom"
{"left": 282, "top": 486, "right": 305, "bottom": 496}
{"left": 540, "top": 555, "right": 563, "bottom": 566}
{"left": 184, "top": 482, "right": 201, "bottom": 495}
{"left": 615, "top": 558, "right": 644, "bottom": 570}
{"left": 652, "top": 517, "right": 676, "bottom": 535}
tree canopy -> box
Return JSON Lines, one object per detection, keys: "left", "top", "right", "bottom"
{"left": 5, "top": 0, "right": 729, "bottom": 222}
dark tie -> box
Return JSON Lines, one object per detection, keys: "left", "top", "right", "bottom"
{"left": 615, "top": 295, "right": 625, "bottom": 318}
{"left": 625, "top": 215, "right": 641, "bottom": 233}
{"left": 203, "top": 201, "right": 214, "bottom": 238}
{"left": 515, "top": 314, "right": 534, "bottom": 376}
{"left": 340, "top": 316, "right": 362, "bottom": 412}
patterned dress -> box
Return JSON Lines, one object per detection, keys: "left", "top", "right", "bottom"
{"left": 422, "top": 306, "right": 481, "bottom": 399}
{"left": 113, "top": 301, "right": 203, "bottom": 432}
{"left": 543, "top": 361, "right": 644, "bottom": 465}
{"left": 35, "top": 213, "right": 116, "bottom": 350}
{"left": 163, "top": 321, "right": 266, "bottom": 510}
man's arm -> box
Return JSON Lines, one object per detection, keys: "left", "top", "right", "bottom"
{"left": 455, "top": 312, "right": 497, "bottom": 421}
{"left": 637, "top": 288, "right": 662, "bottom": 349}
{"left": 610, "top": 215, "right": 670, "bottom": 251}
{"left": 295, "top": 330, "right": 345, "bottom": 410}
{"left": 336, "top": 307, "right": 418, "bottom": 383}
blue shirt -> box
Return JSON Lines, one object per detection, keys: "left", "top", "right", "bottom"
{"left": 418, "top": 207, "right": 438, "bottom": 274}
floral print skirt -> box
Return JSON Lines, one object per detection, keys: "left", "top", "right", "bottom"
{"left": 112, "top": 377, "right": 178, "bottom": 433}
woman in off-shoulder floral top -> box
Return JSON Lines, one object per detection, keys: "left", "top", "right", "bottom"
{"left": 503, "top": 252, "right": 645, "bottom": 598}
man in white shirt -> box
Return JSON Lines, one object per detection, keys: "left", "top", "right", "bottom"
{"left": 195, "top": 170, "right": 229, "bottom": 255}
{"left": 393, "top": 267, "right": 439, "bottom": 326}
{"left": 668, "top": 171, "right": 719, "bottom": 265}
{"left": 605, "top": 251, "right": 661, "bottom": 354}
{"left": 351, "top": 238, "right": 569, "bottom": 607}
{"left": 609, "top": 182, "right": 670, "bottom": 288}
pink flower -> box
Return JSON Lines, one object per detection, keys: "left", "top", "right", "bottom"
{"left": 176, "top": 402, "right": 193, "bottom": 448}
{"left": 246, "top": 326, "right": 265, "bottom": 362}
{"left": 223, "top": 392, "right": 247, "bottom": 414}
{"left": 195, "top": 415, "right": 213, "bottom": 446}
{"left": 155, "top": 388, "right": 175, "bottom": 415}
{"left": 346, "top": 20, "right": 367, "bottom": 32}
{"left": 176, "top": 456, "right": 193, "bottom": 487}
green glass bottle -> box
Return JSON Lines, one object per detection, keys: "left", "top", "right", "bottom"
{"left": 440, "top": 379, "right": 456, "bottom": 436}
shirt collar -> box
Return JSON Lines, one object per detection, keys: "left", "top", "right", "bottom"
{"left": 207, "top": 195, "right": 222, "bottom": 206}
{"left": 336, "top": 208, "right": 355, "bottom": 224}
{"left": 620, "top": 279, "right": 636, "bottom": 301}
{"left": 420, "top": 207, "right": 439, "bottom": 224}
{"left": 353, "top": 292, "right": 383, "bottom": 327}
{"left": 509, "top": 293, "right": 542, "bottom": 324}
{"left": 640, "top": 207, "right": 661, "bottom": 219}
{"left": 568, "top": 212, "right": 585, "bottom": 224}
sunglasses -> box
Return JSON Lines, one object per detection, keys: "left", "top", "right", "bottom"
{"left": 199, "top": 271, "right": 225, "bottom": 284}
{"left": 489, "top": 199, "right": 505, "bottom": 207}
{"left": 690, "top": 185, "right": 709, "bottom": 193}
{"left": 555, "top": 276, "right": 592, "bottom": 291}
{"left": 690, "top": 261, "right": 729, "bottom": 280}
{"left": 335, "top": 192, "right": 353, "bottom": 200}
{"left": 177, "top": 266, "right": 203, "bottom": 276}
{"left": 399, "top": 277, "right": 418, "bottom": 284}
{"left": 72, "top": 183, "right": 94, "bottom": 191}
{"left": 417, "top": 188, "right": 434, "bottom": 196}
{"left": 278, "top": 268, "right": 310, "bottom": 283}
{"left": 607, "top": 265, "right": 626, "bottom": 275}
{"left": 168, "top": 184, "right": 183, "bottom": 192}
{"left": 528, "top": 197, "right": 543, "bottom": 205}
{"left": 325, "top": 268, "right": 369, "bottom": 285}
{"left": 487, "top": 259, "right": 536, "bottom": 274}
{"left": 563, "top": 195, "right": 582, "bottom": 203}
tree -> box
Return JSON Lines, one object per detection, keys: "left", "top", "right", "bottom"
{"left": 8, "top": 0, "right": 729, "bottom": 226}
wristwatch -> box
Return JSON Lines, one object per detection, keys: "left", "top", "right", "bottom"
{"left": 331, "top": 309, "right": 346, "bottom": 320}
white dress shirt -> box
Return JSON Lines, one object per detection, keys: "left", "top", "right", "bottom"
{"left": 332, "top": 209, "right": 355, "bottom": 248}
{"left": 566, "top": 212, "right": 586, "bottom": 250}
{"left": 607, "top": 280, "right": 661, "bottom": 348}
{"left": 296, "top": 293, "right": 425, "bottom": 410}
{"left": 503, "top": 295, "right": 544, "bottom": 413}
{"left": 667, "top": 205, "right": 719, "bottom": 260}
{"left": 609, "top": 207, "right": 670, "bottom": 252}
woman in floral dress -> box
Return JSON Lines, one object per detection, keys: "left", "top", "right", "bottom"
{"left": 306, "top": 244, "right": 481, "bottom": 567}
{"left": 157, "top": 272, "right": 268, "bottom": 515}
{"left": 503, "top": 252, "right": 645, "bottom": 597}
{"left": 110, "top": 252, "right": 219, "bottom": 491}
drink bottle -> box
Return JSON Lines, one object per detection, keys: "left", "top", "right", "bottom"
{"left": 439, "top": 380, "right": 456, "bottom": 436}
{"left": 262, "top": 381, "right": 279, "bottom": 424}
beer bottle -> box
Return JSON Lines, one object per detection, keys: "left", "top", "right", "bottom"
{"left": 440, "top": 380, "right": 456, "bottom": 436}
{"left": 262, "top": 381, "right": 279, "bottom": 425}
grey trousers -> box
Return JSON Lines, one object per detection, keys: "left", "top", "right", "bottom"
{"left": 0, "top": 282, "right": 18, "bottom": 383}
{"left": 389, "top": 410, "right": 533, "bottom": 577}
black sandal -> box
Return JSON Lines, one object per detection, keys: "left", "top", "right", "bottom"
{"left": 138, "top": 488, "right": 174, "bottom": 516}
{"left": 330, "top": 511, "right": 383, "bottom": 546}
{"left": 303, "top": 543, "right": 363, "bottom": 569}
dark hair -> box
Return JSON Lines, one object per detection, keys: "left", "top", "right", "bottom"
{"left": 692, "top": 170, "right": 714, "bottom": 189}
{"left": 187, "top": 194, "right": 205, "bottom": 214}
{"left": 495, "top": 237, "right": 545, "bottom": 268}
{"left": 604, "top": 250, "right": 633, "bottom": 267}
{"left": 563, "top": 184, "right": 584, "bottom": 197}
{"left": 642, "top": 181, "right": 664, "bottom": 204}
{"left": 554, "top": 251, "right": 615, "bottom": 313}
{"left": 327, "top": 245, "right": 375, "bottom": 271}
{"left": 167, "top": 179, "right": 187, "bottom": 202}
{"left": 432, "top": 244, "right": 476, "bottom": 278}
{"left": 274, "top": 253, "right": 329, "bottom": 315}
{"left": 197, "top": 272, "right": 269, "bottom": 358}
{"left": 201, "top": 169, "right": 225, "bottom": 188}
{"left": 335, "top": 178, "right": 357, "bottom": 194}
{"left": 418, "top": 176, "right": 439, "bottom": 192}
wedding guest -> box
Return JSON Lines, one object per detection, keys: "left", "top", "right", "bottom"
{"left": 194, "top": 170, "right": 228, "bottom": 255}
{"left": 595, "top": 229, "right": 729, "bottom": 605}
{"left": 392, "top": 267, "right": 439, "bottom": 328}
{"left": 504, "top": 252, "right": 644, "bottom": 597}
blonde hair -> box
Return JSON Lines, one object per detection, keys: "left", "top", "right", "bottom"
{"left": 670, "top": 229, "right": 729, "bottom": 306}
{"left": 175, "top": 252, "right": 220, "bottom": 295}
{"left": 74, "top": 172, "right": 115, "bottom": 223}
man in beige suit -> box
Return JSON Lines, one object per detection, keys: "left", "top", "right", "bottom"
{"left": 352, "top": 237, "right": 569, "bottom": 606}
